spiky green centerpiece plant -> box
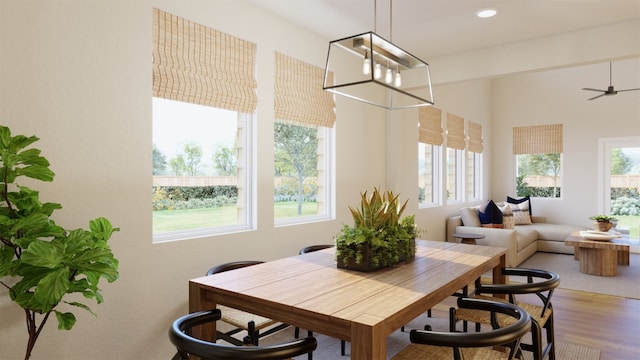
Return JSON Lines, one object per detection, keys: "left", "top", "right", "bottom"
{"left": 335, "top": 187, "right": 416, "bottom": 272}
{"left": 0, "top": 125, "right": 120, "bottom": 360}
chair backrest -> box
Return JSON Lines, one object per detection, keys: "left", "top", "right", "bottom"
{"left": 411, "top": 297, "right": 530, "bottom": 360}
{"left": 475, "top": 267, "right": 560, "bottom": 317}
{"left": 169, "top": 309, "right": 317, "bottom": 360}
{"left": 298, "top": 244, "right": 334, "bottom": 255}
{"left": 206, "top": 261, "right": 265, "bottom": 276}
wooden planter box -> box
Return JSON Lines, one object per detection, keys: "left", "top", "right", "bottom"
{"left": 336, "top": 240, "right": 416, "bottom": 272}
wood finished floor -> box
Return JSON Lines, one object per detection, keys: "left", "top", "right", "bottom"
{"left": 431, "top": 288, "right": 640, "bottom": 360}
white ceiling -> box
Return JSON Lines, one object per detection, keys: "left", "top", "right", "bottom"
{"left": 248, "top": 0, "right": 640, "bottom": 60}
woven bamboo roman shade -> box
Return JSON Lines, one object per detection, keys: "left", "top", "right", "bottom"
{"left": 152, "top": 8, "right": 257, "bottom": 113}
{"left": 418, "top": 106, "right": 443, "bottom": 145}
{"left": 513, "top": 124, "right": 563, "bottom": 154}
{"left": 446, "top": 113, "right": 465, "bottom": 150}
{"left": 274, "top": 52, "right": 336, "bottom": 128}
{"left": 467, "top": 120, "right": 483, "bottom": 153}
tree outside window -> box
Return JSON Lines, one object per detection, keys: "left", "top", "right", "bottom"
{"left": 274, "top": 122, "right": 322, "bottom": 218}
{"left": 516, "top": 153, "right": 561, "bottom": 198}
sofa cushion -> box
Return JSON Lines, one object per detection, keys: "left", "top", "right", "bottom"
{"left": 525, "top": 223, "right": 585, "bottom": 241}
{"left": 459, "top": 207, "right": 481, "bottom": 227}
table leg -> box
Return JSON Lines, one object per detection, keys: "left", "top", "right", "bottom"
{"left": 491, "top": 253, "right": 507, "bottom": 299}
{"left": 351, "top": 315, "right": 385, "bottom": 360}
{"left": 618, "top": 249, "right": 630, "bottom": 265}
{"left": 189, "top": 281, "right": 217, "bottom": 341}
{"left": 577, "top": 248, "right": 618, "bottom": 276}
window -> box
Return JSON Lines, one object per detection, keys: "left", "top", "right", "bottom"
{"left": 446, "top": 113, "right": 465, "bottom": 203}
{"left": 599, "top": 137, "right": 640, "bottom": 238}
{"left": 152, "top": 99, "right": 253, "bottom": 240}
{"left": 466, "top": 151, "right": 482, "bottom": 200}
{"left": 418, "top": 143, "right": 441, "bottom": 205}
{"left": 466, "top": 120, "right": 483, "bottom": 201}
{"left": 446, "top": 148, "right": 463, "bottom": 201}
{"left": 418, "top": 106, "right": 443, "bottom": 207}
{"left": 273, "top": 52, "right": 335, "bottom": 224}
{"left": 274, "top": 122, "right": 333, "bottom": 222}
{"left": 152, "top": 9, "right": 257, "bottom": 242}
{"left": 513, "top": 124, "right": 563, "bottom": 198}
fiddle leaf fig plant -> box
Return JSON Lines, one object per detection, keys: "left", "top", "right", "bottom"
{"left": 0, "top": 125, "right": 120, "bottom": 360}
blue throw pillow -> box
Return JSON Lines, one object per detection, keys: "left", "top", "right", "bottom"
{"left": 478, "top": 200, "right": 503, "bottom": 225}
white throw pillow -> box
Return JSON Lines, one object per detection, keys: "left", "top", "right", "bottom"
{"left": 459, "top": 207, "right": 481, "bottom": 227}
{"left": 509, "top": 202, "right": 532, "bottom": 225}
{"left": 497, "top": 203, "right": 515, "bottom": 229}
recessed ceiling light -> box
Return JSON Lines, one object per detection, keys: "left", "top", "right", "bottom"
{"left": 476, "top": 8, "right": 497, "bottom": 18}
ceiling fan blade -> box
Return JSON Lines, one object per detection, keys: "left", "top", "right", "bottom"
{"left": 616, "top": 88, "right": 640, "bottom": 92}
{"left": 587, "top": 93, "right": 606, "bottom": 100}
{"left": 582, "top": 88, "right": 605, "bottom": 92}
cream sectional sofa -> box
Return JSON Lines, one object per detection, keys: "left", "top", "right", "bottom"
{"left": 446, "top": 215, "right": 589, "bottom": 267}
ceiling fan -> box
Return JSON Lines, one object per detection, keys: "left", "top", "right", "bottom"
{"left": 582, "top": 62, "right": 640, "bottom": 100}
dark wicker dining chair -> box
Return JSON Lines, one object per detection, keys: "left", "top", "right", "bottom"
{"left": 169, "top": 309, "right": 317, "bottom": 360}
{"left": 206, "top": 261, "right": 290, "bottom": 346}
{"left": 392, "top": 297, "right": 531, "bottom": 360}
{"left": 453, "top": 267, "right": 560, "bottom": 360}
{"left": 298, "top": 244, "right": 334, "bottom": 255}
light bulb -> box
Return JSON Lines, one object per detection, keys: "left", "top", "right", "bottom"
{"left": 384, "top": 62, "right": 393, "bottom": 84}
{"left": 362, "top": 51, "right": 371, "bottom": 75}
{"left": 394, "top": 64, "right": 402, "bottom": 87}
{"left": 374, "top": 62, "right": 382, "bottom": 80}
{"left": 395, "top": 71, "right": 402, "bottom": 87}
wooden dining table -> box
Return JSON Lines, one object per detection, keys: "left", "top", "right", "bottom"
{"left": 189, "top": 239, "right": 507, "bottom": 359}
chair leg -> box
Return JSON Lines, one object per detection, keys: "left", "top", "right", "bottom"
{"left": 546, "top": 314, "right": 556, "bottom": 360}
{"left": 341, "top": 340, "right": 346, "bottom": 355}
{"left": 295, "top": 327, "right": 300, "bottom": 338}
{"left": 525, "top": 319, "right": 543, "bottom": 360}
{"left": 247, "top": 320, "right": 258, "bottom": 346}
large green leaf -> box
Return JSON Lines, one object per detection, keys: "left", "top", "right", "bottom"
{"left": 89, "top": 217, "right": 119, "bottom": 242}
{"left": 64, "top": 301, "right": 96, "bottom": 316}
{"left": 34, "top": 267, "right": 71, "bottom": 308}
{"left": 54, "top": 311, "right": 76, "bottom": 330}
{"left": 7, "top": 134, "right": 40, "bottom": 154}
{"left": 0, "top": 126, "right": 11, "bottom": 148}
{"left": 17, "top": 165, "right": 55, "bottom": 182}
{"left": 16, "top": 148, "right": 50, "bottom": 167}
{"left": 21, "top": 240, "right": 63, "bottom": 268}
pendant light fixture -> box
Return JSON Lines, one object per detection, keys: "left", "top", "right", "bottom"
{"left": 323, "top": 0, "right": 434, "bottom": 109}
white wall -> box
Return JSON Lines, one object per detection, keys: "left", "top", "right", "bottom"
{"left": 1, "top": 1, "right": 639, "bottom": 359}
{"left": 0, "top": 1, "right": 387, "bottom": 359}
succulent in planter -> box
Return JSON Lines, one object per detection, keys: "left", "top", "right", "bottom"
{"left": 0, "top": 125, "right": 120, "bottom": 359}
{"left": 589, "top": 215, "right": 617, "bottom": 232}
{"left": 589, "top": 215, "right": 617, "bottom": 223}
{"left": 335, "top": 187, "right": 417, "bottom": 272}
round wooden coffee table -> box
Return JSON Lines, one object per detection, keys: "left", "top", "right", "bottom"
{"left": 452, "top": 233, "right": 485, "bottom": 245}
